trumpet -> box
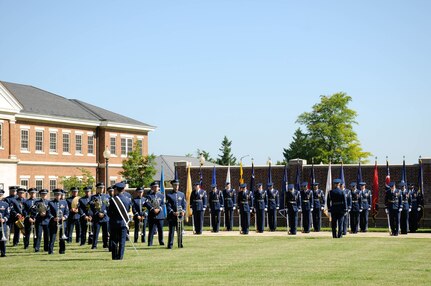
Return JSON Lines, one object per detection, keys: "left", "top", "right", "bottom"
{"left": 57, "top": 206, "right": 68, "bottom": 240}
{"left": 0, "top": 213, "right": 7, "bottom": 242}
{"left": 177, "top": 205, "right": 184, "bottom": 248}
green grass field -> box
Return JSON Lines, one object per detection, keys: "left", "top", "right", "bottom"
{"left": 2, "top": 233, "right": 431, "bottom": 286}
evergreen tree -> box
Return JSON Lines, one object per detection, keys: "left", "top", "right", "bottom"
{"left": 216, "top": 136, "right": 237, "bottom": 166}
{"left": 283, "top": 128, "right": 315, "bottom": 163}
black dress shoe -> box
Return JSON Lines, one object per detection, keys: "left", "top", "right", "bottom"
{"left": 167, "top": 246, "right": 172, "bottom": 249}
{"left": 91, "top": 246, "right": 97, "bottom": 249}
{"left": 160, "top": 242, "right": 165, "bottom": 246}
{"left": 1, "top": 254, "right": 6, "bottom": 257}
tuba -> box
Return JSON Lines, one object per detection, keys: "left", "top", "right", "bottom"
{"left": 37, "top": 201, "right": 47, "bottom": 217}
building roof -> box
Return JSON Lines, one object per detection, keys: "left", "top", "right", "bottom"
{"left": 0, "top": 81, "right": 155, "bottom": 130}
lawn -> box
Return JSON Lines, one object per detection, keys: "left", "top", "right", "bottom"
{"left": 2, "top": 234, "right": 431, "bottom": 286}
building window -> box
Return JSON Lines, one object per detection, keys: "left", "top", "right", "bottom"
{"left": 63, "top": 133, "right": 70, "bottom": 153}
{"left": 110, "top": 137, "right": 116, "bottom": 155}
{"left": 127, "top": 138, "right": 133, "bottom": 154}
{"left": 35, "top": 179, "right": 43, "bottom": 191}
{"left": 21, "top": 129, "right": 29, "bottom": 151}
{"left": 20, "top": 179, "right": 29, "bottom": 189}
{"left": 110, "top": 179, "right": 116, "bottom": 186}
{"left": 0, "top": 122, "right": 3, "bottom": 148}
{"left": 35, "top": 130, "right": 44, "bottom": 152}
{"left": 121, "top": 138, "right": 133, "bottom": 156}
{"left": 75, "top": 134, "right": 82, "bottom": 154}
{"left": 88, "top": 134, "right": 94, "bottom": 154}
{"left": 137, "top": 139, "right": 143, "bottom": 154}
{"left": 49, "top": 132, "right": 57, "bottom": 153}
{"left": 49, "top": 179, "right": 57, "bottom": 191}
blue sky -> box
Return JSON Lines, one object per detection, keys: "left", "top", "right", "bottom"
{"left": 1, "top": 1, "right": 430, "bottom": 165}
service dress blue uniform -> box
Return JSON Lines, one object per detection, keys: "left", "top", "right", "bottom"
{"left": 254, "top": 186, "right": 267, "bottom": 233}
{"left": 300, "top": 184, "right": 314, "bottom": 233}
{"left": 191, "top": 186, "right": 207, "bottom": 234}
{"left": 0, "top": 193, "right": 11, "bottom": 257}
{"left": 65, "top": 193, "right": 81, "bottom": 243}
{"left": 327, "top": 181, "right": 348, "bottom": 238}
{"left": 267, "top": 185, "right": 279, "bottom": 232}
{"left": 285, "top": 185, "right": 301, "bottom": 235}
{"left": 47, "top": 195, "right": 69, "bottom": 254}
{"left": 359, "top": 186, "right": 372, "bottom": 232}
{"left": 147, "top": 191, "right": 166, "bottom": 246}
{"left": 209, "top": 187, "right": 224, "bottom": 233}
{"left": 132, "top": 193, "right": 151, "bottom": 243}
{"left": 108, "top": 187, "right": 131, "bottom": 260}
{"left": 312, "top": 186, "right": 324, "bottom": 232}
{"left": 408, "top": 186, "right": 420, "bottom": 232}
{"left": 350, "top": 186, "right": 361, "bottom": 234}
{"left": 22, "top": 190, "right": 37, "bottom": 249}
{"left": 166, "top": 189, "right": 186, "bottom": 248}
{"left": 342, "top": 187, "right": 352, "bottom": 235}
{"left": 78, "top": 191, "right": 93, "bottom": 245}
{"left": 90, "top": 193, "right": 110, "bottom": 249}
{"left": 223, "top": 187, "right": 236, "bottom": 231}
{"left": 399, "top": 185, "right": 411, "bottom": 234}
{"left": 4, "top": 186, "right": 18, "bottom": 243}
{"left": 32, "top": 192, "right": 51, "bottom": 252}
{"left": 10, "top": 190, "right": 26, "bottom": 246}
{"left": 385, "top": 184, "right": 402, "bottom": 236}
{"left": 237, "top": 185, "right": 252, "bottom": 234}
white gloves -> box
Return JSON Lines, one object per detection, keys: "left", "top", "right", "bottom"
{"left": 385, "top": 209, "right": 389, "bottom": 214}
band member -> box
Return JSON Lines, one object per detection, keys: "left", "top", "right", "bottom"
{"left": 4, "top": 186, "right": 18, "bottom": 241}
{"left": 342, "top": 182, "right": 352, "bottom": 236}
{"left": 147, "top": 181, "right": 166, "bottom": 246}
{"left": 408, "top": 183, "right": 420, "bottom": 232}
{"left": 266, "top": 183, "right": 279, "bottom": 232}
{"left": 222, "top": 182, "right": 236, "bottom": 231}
{"left": 399, "top": 182, "right": 411, "bottom": 234}
{"left": 327, "top": 179, "right": 347, "bottom": 238}
{"left": 300, "top": 182, "right": 314, "bottom": 233}
{"left": 285, "top": 184, "right": 301, "bottom": 235}
{"left": 209, "top": 184, "right": 224, "bottom": 233}
{"left": 312, "top": 182, "right": 324, "bottom": 232}
{"left": 349, "top": 182, "right": 361, "bottom": 234}
{"left": 47, "top": 189, "right": 69, "bottom": 254}
{"left": 23, "top": 188, "right": 38, "bottom": 249}
{"left": 107, "top": 186, "right": 115, "bottom": 199}
{"left": 90, "top": 183, "right": 110, "bottom": 249}
{"left": 385, "top": 182, "right": 402, "bottom": 236}
{"left": 166, "top": 179, "right": 186, "bottom": 249}
{"left": 237, "top": 183, "right": 252, "bottom": 234}
{"left": 32, "top": 189, "right": 50, "bottom": 252}
{"left": 191, "top": 182, "right": 207, "bottom": 235}
{"left": 254, "top": 183, "right": 267, "bottom": 233}
{"left": 132, "top": 187, "right": 151, "bottom": 243}
{"left": 359, "top": 182, "right": 372, "bottom": 232}
{"left": 0, "top": 188, "right": 11, "bottom": 257}
{"left": 66, "top": 187, "right": 81, "bottom": 243}
{"left": 78, "top": 186, "right": 93, "bottom": 245}
{"left": 108, "top": 182, "right": 132, "bottom": 260}
{"left": 10, "top": 188, "right": 27, "bottom": 246}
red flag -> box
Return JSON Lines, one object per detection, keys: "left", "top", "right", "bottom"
{"left": 372, "top": 160, "right": 379, "bottom": 216}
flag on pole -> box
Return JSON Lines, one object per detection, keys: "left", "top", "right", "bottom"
{"left": 371, "top": 159, "right": 379, "bottom": 217}
{"left": 357, "top": 161, "right": 363, "bottom": 186}
{"left": 160, "top": 166, "right": 167, "bottom": 217}
{"left": 340, "top": 161, "right": 345, "bottom": 186}
{"left": 267, "top": 160, "right": 272, "bottom": 185}
{"left": 199, "top": 166, "right": 203, "bottom": 187}
{"left": 295, "top": 160, "right": 301, "bottom": 191}
{"left": 401, "top": 157, "right": 407, "bottom": 184}
{"left": 185, "top": 165, "right": 192, "bottom": 222}
{"left": 281, "top": 164, "right": 288, "bottom": 209}
{"left": 418, "top": 157, "right": 424, "bottom": 200}
{"left": 385, "top": 159, "right": 391, "bottom": 187}
{"left": 323, "top": 162, "right": 332, "bottom": 218}
{"left": 250, "top": 161, "right": 255, "bottom": 193}
{"left": 174, "top": 165, "right": 179, "bottom": 181}
{"left": 211, "top": 166, "right": 217, "bottom": 187}
{"left": 308, "top": 160, "right": 315, "bottom": 189}
{"left": 226, "top": 164, "right": 231, "bottom": 185}
{"left": 239, "top": 161, "right": 244, "bottom": 185}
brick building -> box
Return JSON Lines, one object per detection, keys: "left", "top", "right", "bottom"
{"left": 0, "top": 81, "right": 155, "bottom": 193}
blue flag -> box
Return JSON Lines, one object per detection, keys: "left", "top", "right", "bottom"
{"left": 418, "top": 157, "right": 424, "bottom": 199}
{"left": 357, "top": 161, "right": 363, "bottom": 186}
{"left": 401, "top": 158, "right": 407, "bottom": 184}
{"left": 211, "top": 166, "right": 217, "bottom": 187}
{"left": 340, "top": 162, "right": 345, "bottom": 186}
{"left": 281, "top": 164, "right": 288, "bottom": 209}
{"left": 267, "top": 161, "right": 272, "bottom": 185}
{"left": 295, "top": 160, "right": 301, "bottom": 191}
{"left": 160, "top": 166, "right": 167, "bottom": 216}
{"left": 250, "top": 161, "right": 255, "bottom": 193}
{"left": 308, "top": 161, "right": 315, "bottom": 189}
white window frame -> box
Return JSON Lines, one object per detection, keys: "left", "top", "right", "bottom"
{"left": 110, "top": 136, "right": 117, "bottom": 156}
{"left": 20, "top": 127, "right": 30, "bottom": 152}
{"left": 49, "top": 178, "right": 57, "bottom": 191}
{"left": 87, "top": 133, "right": 95, "bottom": 155}
{"left": 75, "top": 133, "right": 83, "bottom": 155}
{"left": 49, "top": 131, "right": 57, "bottom": 154}
{"left": 0, "top": 120, "right": 3, "bottom": 149}
{"left": 35, "top": 178, "right": 44, "bottom": 191}
{"left": 35, "top": 129, "right": 44, "bottom": 153}
{"left": 63, "top": 132, "right": 70, "bottom": 154}
{"left": 20, "top": 178, "right": 29, "bottom": 189}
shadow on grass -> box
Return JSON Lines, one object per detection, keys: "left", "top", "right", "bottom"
{"left": 37, "top": 258, "right": 111, "bottom": 262}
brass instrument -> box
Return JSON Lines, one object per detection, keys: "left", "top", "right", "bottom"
{"left": 37, "top": 201, "right": 47, "bottom": 217}
{"left": 71, "top": 196, "right": 80, "bottom": 213}
{"left": 15, "top": 215, "right": 25, "bottom": 235}
{"left": 0, "top": 213, "right": 7, "bottom": 242}
{"left": 177, "top": 205, "right": 184, "bottom": 248}
{"left": 57, "top": 204, "right": 67, "bottom": 240}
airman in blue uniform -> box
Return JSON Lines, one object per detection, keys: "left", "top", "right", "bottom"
{"left": 147, "top": 181, "right": 166, "bottom": 246}
{"left": 4, "top": 186, "right": 18, "bottom": 240}
{"left": 90, "top": 183, "right": 110, "bottom": 249}
{"left": 108, "top": 182, "right": 132, "bottom": 260}
{"left": 266, "top": 183, "right": 279, "bottom": 232}
{"left": 359, "top": 182, "right": 372, "bottom": 232}
{"left": 191, "top": 182, "right": 207, "bottom": 235}
{"left": 408, "top": 183, "right": 420, "bottom": 232}
{"left": 254, "top": 183, "right": 267, "bottom": 233}
{"left": 0, "top": 188, "right": 11, "bottom": 257}
{"left": 300, "top": 182, "right": 314, "bottom": 233}
{"left": 78, "top": 186, "right": 93, "bottom": 245}
{"left": 237, "top": 183, "right": 252, "bottom": 234}
{"left": 399, "top": 182, "right": 411, "bottom": 234}
{"left": 209, "top": 184, "right": 224, "bottom": 233}
{"left": 23, "top": 188, "right": 38, "bottom": 249}
{"left": 349, "top": 182, "right": 361, "bottom": 234}
{"left": 10, "top": 187, "right": 27, "bottom": 246}
{"left": 312, "top": 182, "right": 324, "bottom": 232}
{"left": 65, "top": 187, "right": 81, "bottom": 243}
{"left": 327, "top": 179, "right": 348, "bottom": 238}
{"left": 32, "top": 189, "right": 51, "bottom": 252}
{"left": 132, "top": 187, "right": 151, "bottom": 243}
{"left": 47, "top": 189, "right": 69, "bottom": 254}
{"left": 342, "top": 182, "right": 352, "bottom": 235}
{"left": 285, "top": 184, "right": 301, "bottom": 235}
{"left": 222, "top": 182, "right": 236, "bottom": 231}
{"left": 385, "top": 182, "right": 402, "bottom": 236}
{"left": 166, "top": 179, "right": 186, "bottom": 249}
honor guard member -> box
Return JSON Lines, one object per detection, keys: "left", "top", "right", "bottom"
{"left": 327, "top": 179, "right": 347, "bottom": 238}
{"left": 342, "top": 182, "right": 352, "bottom": 236}
{"left": 385, "top": 182, "right": 402, "bottom": 236}
{"left": 47, "top": 189, "right": 69, "bottom": 254}
{"left": 32, "top": 189, "right": 50, "bottom": 252}
{"left": 66, "top": 187, "right": 81, "bottom": 243}
{"left": 399, "top": 182, "right": 411, "bottom": 234}
{"left": 147, "top": 181, "right": 166, "bottom": 246}
{"left": 23, "top": 188, "right": 38, "bottom": 249}
{"left": 191, "top": 182, "right": 207, "bottom": 235}
{"left": 132, "top": 187, "right": 151, "bottom": 243}
{"left": 417, "top": 186, "right": 424, "bottom": 226}
{"left": 285, "top": 184, "right": 301, "bottom": 235}
{"left": 349, "top": 183, "right": 361, "bottom": 234}
{"left": 107, "top": 186, "right": 115, "bottom": 199}
{"left": 166, "top": 179, "right": 186, "bottom": 249}
{"left": 90, "top": 183, "right": 110, "bottom": 249}
{"left": 4, "top": 186, "right": 18, "bottom": 243}
{"left": 209, "top": 184, "right": 224, "bottom": 233}
{"left": 359, "top": 182, "right": 372, "bottom": 232}
{"left": 10, "top": 188, "right": 27, "bottom": 246}
{"left": 78, "top": 186, "right": 93, "bottom": 245}
{"left": 254, "top": 183, "right": 267, "bottom": 233}
{"left": 266, "top": 182, "right": 279, "bottom": 232}
{"left": 108, "top": 182, "right": 132, "bottom": 260}
{"left": 312, "top": 182, "right": 324, "bottom": 232}
{"left": 237, "top": 183, "right": 252, "bottom": 234}
{"left": 222, "top": 182, "right": 236, "bottom": 231}
{"left": 0, "top": 188, "right": 11, "bottom": 257}
{"left": 300, "top": 182, "right": 314, "bottom": 233}
{"left": 408, "top": 183, "right": 420, "bottom": 232}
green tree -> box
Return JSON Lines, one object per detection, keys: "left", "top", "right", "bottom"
{"left": 296, "top": 92, "right": 372, "bottom": 164}
{"left": 60, "top": 167, "right": 96, "bottom": 196}
{"left": 196, "top": 149, "right": 216, "bottom": 163}
{"left": 120, "top": 142, "right": 156, "bottom": 188}
{"left": 216, "top": 136, "right": 237, "bottom": 166}
{"left": 283, "top": 128, "right": 316, "bottom": 163}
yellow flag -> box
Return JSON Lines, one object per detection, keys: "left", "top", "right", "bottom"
{"left": 186, "top": 165, "right": 192, "bottom": 222}
{"left": 239, "top": 161, "right": 244, "bottom": 184}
